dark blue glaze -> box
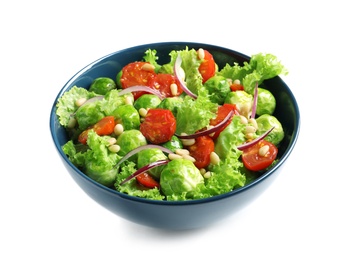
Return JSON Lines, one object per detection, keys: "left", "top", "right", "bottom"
{"left": 50, "top": 42, "right": 300, "bottom": 230}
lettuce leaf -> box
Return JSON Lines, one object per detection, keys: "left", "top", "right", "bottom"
{"left": 56, "top": 86, "right": 97, "bottom": 127}
{"left": 175, "top": 90, "right": 217, "bottom": 135}
{"left": 218, "top": 53, "right": 288, "bottom": 94}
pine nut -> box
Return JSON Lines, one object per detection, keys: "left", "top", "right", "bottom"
{"left": 170, "top": 83, "right": 178, "bottom": 96}
{"left": 175, "top": 148, "right": 190, "bottom": 156}
{"left": 141, "top": 63, "right": 155, "bottom": 71}
{"left": 109, "top": 144, "right": 120, "bottom": 153}
{"left": 239, "top": 115, "right": 248, "bottom": 125}
{"left": 108, "top": 137, "right": 117, "bottom": 146}
{"left": 125, "top": 96, "right": 133, "bottom": 105}
{"left": 198, "top": 48, "right": 205, "bottom": 60}
{"left": 182, "top": 154, "right": 196, "bottom": 163}
{"left": 139, "top": 108, "right": 148, "bottom": 117}
{"left": 245, "top": 133, "right": 254, "bottom": 140}
{"left": 248, "top": 118, "right": 258, "bottom": 130}
{"left": 169, "top": 153, "right": 182, "bottom": 160}
{"left": 182, "top": 138, "right": 196, "bottom": 146}
{"left": 114, "top": 124, "right": 124, "bottom": 136}
{"left": 258, "top": 145, "right": 270, "bottom": 157}
{"left": 75, "top": 98, "right": 87, "bottom": 107}
{"left": 233, "top": 79, "right": 241, "bottom": 85}
{"left": 245, "top": 125, "right": 256, "bottom": 134}
{"left": 203, "top": 171, "right": 211, "bottom": 178}
{"left": 210, "top": 152, "right": 220, "bottom": 165}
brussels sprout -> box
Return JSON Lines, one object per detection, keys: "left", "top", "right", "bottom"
{"left": 117, "top": 129, "right": 147, "bottom": 156}
{"left": 256, "top": 88, "right": 276, "bottom": 116}
{"left": 137, "top": 148, "right": 167, "bottom": 179}
{"left": 162, "top": 135, "right": 183, "bottom": 152}
{"left": 113, "top": 104, "right": 140, "bottom": 130}
{"left": 89, "top": 77, "right": 116, "bottom": 95}
{"left": 75, "top": 102, "right": 104, "bottom": 130}
{"left": 157, "top": 97, "right": 183, "bottom": 116}
{"left": 85, "top": 162, "right": 118, "bottom": 187}
{"left": 133, "top": 94, "right": 161, "bottom": 111}
{"left": 204, "top": 75, "right": 231, "bottom": 104}
{"left": 256, "top": 114, "right": 284, "bottom": 145}
{"left": 224, "top": 90, "right": 253, "bottom": 118}
{"left": 160, "top": 159, "right": 204, "bottom": 197}
{"left": 116, "top": 70, "right": 122, "bottom": 88}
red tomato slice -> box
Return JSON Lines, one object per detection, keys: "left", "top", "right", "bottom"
{"left": 198, "top": 49, "right": 216, "bottom": 83}
{"left": 140, "top": 108, "right": 176, "bottom": 144}
{"left": 209, "top": 103, "right": 238, "bottom": 139}
{"left": 136, "top": 172, "right": 160, "bottom": 189}
{"left": 120, "top": 61, "right": 156, "bottom": 100}
{"left": 187, "top": 136, "right": 215, "bottom": 169}
{"left": 241, "top": 140, "right": 278, "bottom": 171}
{"left": 148, "top": 73, "right": 183, "bottom": 97}
{"left": 78, "top": 116, "right": 116, "bottom": 144}
{"left": 230, "top": 83, "right": 244, "bottom": 91}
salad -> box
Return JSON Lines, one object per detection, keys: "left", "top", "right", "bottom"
{"left": 56, "top": 46, "right": 288, "bottom": 201}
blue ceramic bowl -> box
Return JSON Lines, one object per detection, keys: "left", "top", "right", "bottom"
{"left": 50, "top": 42, "right": 300, "bottom": 230}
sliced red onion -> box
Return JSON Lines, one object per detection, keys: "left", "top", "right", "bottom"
{"left": 250, "top": 82, "right": 258, "bottom": 119}
{"left": 237, "top": 126, "right": 275, "bottom": 150}
{"left": 114, "top": 144, "right": 174, "bottom": 169}
{"left": 174, "top": 55, "right": 198, "bottom": 99}
{"left": 175, "top": 110, "right": 234, "bottom": 139}
{"left": 118, "top": 85, "right": 165, "bottom": 100}
{"left": 71, "top": 95, "right": 104, "bottom": 116}
{"left": 119, "top": 159, "right": 169, "bottom": 185}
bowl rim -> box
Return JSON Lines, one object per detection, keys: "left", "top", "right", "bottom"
{"left": 49, "top": 41, "right": 301, "bottom": 206}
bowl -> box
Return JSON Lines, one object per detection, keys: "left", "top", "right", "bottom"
{"left": 50, "top": 42, "right": 300, "bottom": 230}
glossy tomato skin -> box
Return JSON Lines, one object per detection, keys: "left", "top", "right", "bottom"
{"left": 209, "top": 103, "right": 238, "bottom": 139}
{"left": 198, "top": 49, "right": 216, "bottom": 83}
{"left": 120, "top": 61, "right": 156, "bottom": 100}
{"left": 136, "top": 172, "right": 160, "bottom": 189}
{"left": 241, "top": 140, "right": 278, "bottom": 171}
{"left": 140, "top": 108, "right": 176, "bottom": 144}
{"left": 149, "top": 73, "right": 183, "bottom": 97}
{"left": 78, "top": 116, "right": 116, "bottom": 144}
{"left": 187, "top": 136, "right": 215, "bottom": 169}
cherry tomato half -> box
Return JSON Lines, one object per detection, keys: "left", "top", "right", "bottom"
{"left": 241, "top": 140, "right": 278, "bottom": 171}
{"left": 198, "top": 49, "right": 216, "bottom": 83}
{"left": 209, "top": 103, "right": 238, "bottom": 139}
{"left": 120, "top": 61, "right": 156, "bottom": 100}
{"left": 230, "top": 83, "right": 244, "bottom": 91}
{"left": 78, "top": 116, "right": 116, "bottom": 144}
{"left": 136, "top": 172, "right": 160, "bottom": 189}
{"left": 148, "top": 73, "right": 183, "bottom": 97}
{"left": 140, "top": 108, "right": 176, "bottom": 144}
{"left": 187, "top": 135, "right": 215, "bottom": 169}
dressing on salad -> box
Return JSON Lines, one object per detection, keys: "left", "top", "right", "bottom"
{"left": 56, "top": 47, "right": 287, "bottom": 201}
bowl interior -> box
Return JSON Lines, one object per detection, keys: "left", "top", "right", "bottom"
{"left": 50, "top": 42, "right": 300, "bottom": 204}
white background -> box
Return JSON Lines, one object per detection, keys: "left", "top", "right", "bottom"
{"left": 1, "top": 1, "right": 348, "bottom": 259}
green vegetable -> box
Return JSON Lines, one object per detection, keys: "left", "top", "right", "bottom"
{"left": 162, "top": 135, "right": 183, "bottom": 152}
{"left": 112, "top": 104, "right": 140, "bottom": 130}
{"left": 256, "top": 88, "right": 276, "bottom": 116}
{"left": 175, "top": 90, "right": 217, "bottom": 135}
{"left": 224, "top": 90, "right": 253, "bottom": 118}
{"left": 143, "top": 49, "right": 161, "bottom": 73}
{"left": 218, "top": 53, "right": 288, "bottom": 94}
{"left": 137, "top": 148, "right": 167, "bottom": 179}
{"left": 89, "top": 77, "right": 116, "bottom": 95}
{"left": 56, "top": 86, "right": 98, "bottom": 127}
{"left": 256, "top": 114, "right": 284, "bottom": 145}
{"left": 133, "top": 94, "right": 161, "bottom": 111}
{"left": 160, "top": 159, "right": 204, "bottom": 200}
{"left": 157, "top": 97, "right": 183, "bottom": 116}
{"left": 117, "top": 129, "right": 147, "bottom": 157}
{"left": 203, "top": 75, "right": 231, "bottom": 104}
